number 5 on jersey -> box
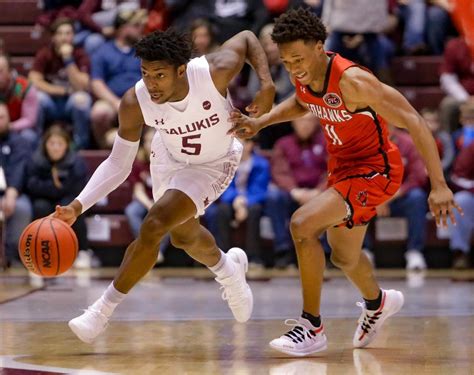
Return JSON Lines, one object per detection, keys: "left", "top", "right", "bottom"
{"left": 181, "top": 134, "right": 202, "bottom": 155}
{"left": 325, "top": 124, "right": 343, "bottom": 145}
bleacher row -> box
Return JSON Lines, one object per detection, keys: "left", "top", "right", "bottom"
{"left": 1, "top": 0, "right": 459, "bottom": 267}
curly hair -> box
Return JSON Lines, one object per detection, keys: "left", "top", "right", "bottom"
{"left": 271, "top": 7, "right": 327, "bottom": 44}
{"left": 134, "top": 29, "right": 192, "bottom": 67}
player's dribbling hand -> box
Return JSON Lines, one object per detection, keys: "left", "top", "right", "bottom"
{"left": 428, "top": 185, "right": 463, "bottom": 228}
{"left": 52, "top": 205, "right": 78, "bottom": 226}
{"left": 227, "top": 109, "right": 261, "bottom": 139}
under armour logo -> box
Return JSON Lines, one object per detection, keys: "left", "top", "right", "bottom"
{"left": 155, "top": 118, "right": 164, "bottom": 126}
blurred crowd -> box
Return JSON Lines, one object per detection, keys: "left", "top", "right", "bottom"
{"left": 0, "top": 0, "right": 472, "bottom": 270}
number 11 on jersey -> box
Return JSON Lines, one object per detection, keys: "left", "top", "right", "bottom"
{"left": 325, "top": 124, "right": 343, "bottom": 145}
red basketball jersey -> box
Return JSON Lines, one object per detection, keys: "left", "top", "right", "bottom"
{"left": 295, "top": 53, "right": 402, "bottom": 182}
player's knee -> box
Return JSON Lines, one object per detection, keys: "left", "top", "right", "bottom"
{"left": 330, "top": 251, "right": 358, "bottom": 270}
{"left": 290, "top": 211, "right": 322, "bottom": 242}
{"left": 138, "top": 213, "right": 173, "bottom": 246}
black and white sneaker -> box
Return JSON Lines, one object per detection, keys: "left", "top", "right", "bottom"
{"left": 269, "top": 317, "right": 327, "bottom": 356}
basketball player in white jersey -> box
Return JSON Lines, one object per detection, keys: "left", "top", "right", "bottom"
{"left": 53, "top": 28, "right": 275, "bottom": 343}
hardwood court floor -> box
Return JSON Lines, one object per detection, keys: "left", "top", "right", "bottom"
{"left": 1, "top": 269, "right": 473, "bottom": 375}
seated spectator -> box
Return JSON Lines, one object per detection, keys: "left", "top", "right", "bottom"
{"left": 439, "top": 36, "right": 474, "bottom": 132}
{"left": 421, "top": 107, "right": 455, "bottom": 173}
{"left": 267, "top": 114, "right": 327, "bottom": 268}
{"left": 322, "top": 0, "right": 391, "bottom": 76}
{"left": 207, "top": 139, "right": 270, "bottom": 267}
{"left": 0, "top": 53, "right": 39, "bottom": 146}
{"left": 0, "top": 103, "right": 32, "bottom": 267}
{"left": 396, "top": 0, "right": 452, "bottom": 55}
{"left": 90, "top": 9, "right": 145, "bottom": 149}
{"left": 29, "top": 18, "right": 92, "bottom": 150}
{"left": 25, "top": 125, "right": 91, "bottom": 266}
{"left": 125, "top": 127, "right": 154, "bottom": 238}
{"left": 374, "top": 127, "right": 429, "bottom": 270}
{"left": 190, "top": 18, "right": 218, "bottom": 57}
{"left": 247, "top": 23, "right": 293, "bottom": 149}
{"left": 448, "top": 141, "right": 473, "bottom": 269}
{"left": 454, "top": 101, "right": 474, "bottom": 151}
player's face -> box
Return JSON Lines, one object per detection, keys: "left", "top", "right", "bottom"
{"left": 279, "top": 40, "right": 325, "bottom": 85}
{"left": 141, "top": 60, "right": 187, "bottom": 104}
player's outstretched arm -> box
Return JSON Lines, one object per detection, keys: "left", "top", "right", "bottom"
{"left": 227, "top": 93, "right": 309, "bottom": 138}
{"left": 339, "top": 68, "right": 463, "bottom": 227}
{"left": 53, "top": 88, "right": 144, "bottom": 225}
{"left": 207, "top": 30, "right": 275, "bottom": 117}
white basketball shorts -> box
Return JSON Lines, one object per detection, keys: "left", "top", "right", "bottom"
{"left": 149, "top": 132, "right": 243, "bottom": 216}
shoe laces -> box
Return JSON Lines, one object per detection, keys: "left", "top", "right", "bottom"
{"left": 282, "top": 319, "right": 318, "bottom": 344}
{"left": 219, "top": 277, "right": 247, "bottom": 307}
{"left": 356, "top": 302, "right": 382, "bottom": 335}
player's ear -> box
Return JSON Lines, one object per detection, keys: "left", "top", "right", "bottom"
{"left": 177, "top": 64, "right": 186, "bottom": 78}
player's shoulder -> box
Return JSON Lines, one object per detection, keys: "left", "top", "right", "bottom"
{"left": 119, "top": 87, "right": 144, "bottom": 122}
{"left": 339, "top": 66, "right": 381, "bottom": 98}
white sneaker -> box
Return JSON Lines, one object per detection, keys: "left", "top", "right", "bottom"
{"left": 68, "top": 307, "right": 109, "bottom": 344}
{"left": 405, "top": 250, "right": 427, "bottom": 270}
{"left": 269, "top": 317, "right": 327, "bottom": 356}
{"left": 74, "top": 250, "right": 92, "bottom": 269}
{"left": 353, "top": 289, "right": 404, "bottom": 348}
{"left": 216, "top": 247, "right": 253, "bottom": 323}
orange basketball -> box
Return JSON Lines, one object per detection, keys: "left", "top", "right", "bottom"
{"left": 18, "top": 217, "right": 78, "bottom": 277}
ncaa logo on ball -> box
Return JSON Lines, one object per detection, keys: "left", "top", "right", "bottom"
{"left": 323, "top": 93, "right": 342, "bottom": 108}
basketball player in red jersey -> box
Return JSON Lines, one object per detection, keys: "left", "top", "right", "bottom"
{"left": 229, "top": 8, "right": 463, "bottom": 356}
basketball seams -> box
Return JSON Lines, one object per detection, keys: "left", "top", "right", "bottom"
{"left": 54, "top": 218, "right": 79, "bottom": 259}
{"left": 34, "top": 218, "right": 47, "bottom": 276}
{"left": 49, "top": 218, "right": 61, "bottom": 276}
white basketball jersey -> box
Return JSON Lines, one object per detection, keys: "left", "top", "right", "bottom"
{"left": 135, "top": 56, "right": 236, "bottom": 164}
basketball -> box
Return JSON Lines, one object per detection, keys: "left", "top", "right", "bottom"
{"left": 18, "top": 217, "right": 78, "bottom": 277}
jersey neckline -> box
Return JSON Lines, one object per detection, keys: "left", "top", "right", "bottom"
{"left": 304, "top": 53, "right": 336, "bottom": 98}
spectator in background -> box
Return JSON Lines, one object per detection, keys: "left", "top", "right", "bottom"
{"left": 290, "top": 0, "right": 324, "bottom": 17}
{"left": 439, "top": 36, "right": 474, "bottom": 132}
{"left": 166, "top": 0, "right": 214, "bottom": 31}
{"left": 452, "top": 100, "right": 474, "bottom": 152}
{"left": 90, "top": 9, "right": 145, "bottom": 149}
{"left": 208, "top": 139, "right": 270, "bottom": 267}
{"left": 29, "top": 18, "right": 92, "bottom": 150}
{"left": 448, "top": 141, "right": 473, "bottom": 269}
{"left": 267, "top": 114, "right": 326, "bottom": 268}
{"left": 25, "top": 125, "right": 92, "bottom": 268}
{"left": 247, "top": 24, "right": 293, "bottom": 149}
{"left": 0, "top": 53, "right": 39, "bottom": 145}
{"left": 190, "top": 18, "right": 218, "bottom": 57}
{"left": 0, "top": 103, "right": 32, "bottom": 267}
{"left": 397, "top": 0, "right": 452, "bottom": 55}
{"left": 212, "top": 0, "right": 270, "bottom": 43}
{"left": 322, "top": 0, "right": 391, "bottom": 76}
{"left": 376, "top": 127, "right": 428, "bottom": 270}
{"left": 421, "top": 107, "right": 455, "bottom": 173}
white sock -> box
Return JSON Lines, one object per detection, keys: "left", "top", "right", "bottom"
{"left": 91, "top": 282, "right": 126, "bottom": 317}
{"left": 209, "top": 250, "right": 235, "bottom": 279}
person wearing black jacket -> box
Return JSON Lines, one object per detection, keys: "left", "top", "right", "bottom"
{"left": 25, "top": 124, "right": 89, "bottom": 253}
{"left": 0, "top": 102, "right": 33, "bottom": 266}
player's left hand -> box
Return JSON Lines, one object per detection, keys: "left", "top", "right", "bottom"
{"left": 246, "top": 85, "right": 275, "bottom": 118}
{"left": 428, "top": 185, "right": 463, "bottom": 228}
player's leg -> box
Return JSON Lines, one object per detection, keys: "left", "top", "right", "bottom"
{"left": 327, "top": 218, "right": 404, "bottom": 349}
{"left": 327, "top": 225, "right": 380, "bottom": 300}
{"left": 169, "top": 217, "right": 253, "bottom": 322}
{"left": 269, "top": 188, "right": 348, "bottom": 356}
{"left": 68, "top": 189, "right": 200, "bottom": 343}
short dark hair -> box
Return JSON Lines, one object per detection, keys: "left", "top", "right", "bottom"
{"left": 271, "top": 7, "right": 327, "bottom": 45}
{"left": 134, "top": 29, "right": 192, "bottom": 67}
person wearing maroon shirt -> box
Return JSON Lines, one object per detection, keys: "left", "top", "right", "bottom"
{"left": 439, "top": 37, "right": 474, "bottom": 132}
{"left": 448, "top": 130, "right": 474, "bottom": 269}
{"left": 0, "top": 53, "right": 39, "bottom": 145}
{"left": 374, "top": 127, "right": 429, "bottom": 270}
{"left": 266, "top": 113, "right": 327, "bottom": 268}
{"left": 29, "top": 18, "right": 92, "bottom": 150}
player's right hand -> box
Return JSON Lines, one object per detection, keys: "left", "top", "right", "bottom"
{"left": 52, "top": 205, "right": 78, "bottom": 226}
{"left": 227, "top": 109, "right": 261, "bottom": 139}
